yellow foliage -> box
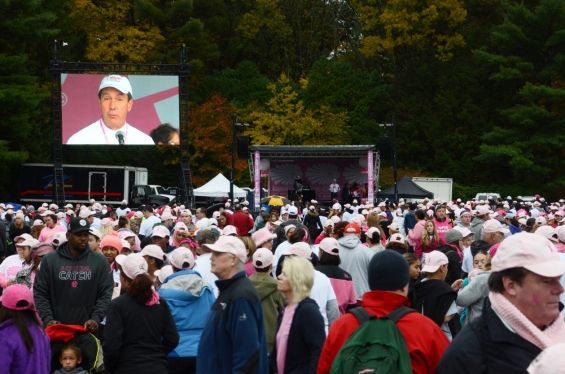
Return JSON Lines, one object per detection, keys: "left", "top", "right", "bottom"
{"left": 354, "top": 0, "right": 467, "bottom": 61}
{"left": 237, "top": 0, "right": 292, "bottom": 41}
{"left": 69, "top": 0, "right": 164, "bottom": 63}
{"left": 247, "top": 74, "right": 350, "bottom": 146}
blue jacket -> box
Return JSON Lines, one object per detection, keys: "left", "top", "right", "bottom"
{"left": 404, "top": 211, "right": 417, "bottom": 231}
{"left": 197, "top": 271, "right": 268, "bottom": 374}
{"left": 158, "top": 269, "right": 215, "bottom": 358}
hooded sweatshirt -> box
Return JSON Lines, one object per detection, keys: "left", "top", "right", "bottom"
{"left": 34, "top": 242, "right": 113, "bottom": 325}
{"left": 337, "top": 235, "right": 374, "bottom": 300}
{"left": 413, "top": 278, "right": 457, "bottom": 335}
{"left": 249, "top": 272, "right": 286, "bottom": 351}
{"left": 469, "top": 216, "right": 486, "bottom": 240}
{"left": 158, "top": 269, "right": 216, "bottom": 358}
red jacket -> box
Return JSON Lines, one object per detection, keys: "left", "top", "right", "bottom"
{"left": 317, "top": 291, "right": 449, "bottom": 374}
{"left": 232, "top": 210, "right": 254, "bottom": 236}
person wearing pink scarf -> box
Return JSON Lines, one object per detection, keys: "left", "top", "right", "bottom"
{"left": 437, "top": 233, "right": 565, "bottom": 373}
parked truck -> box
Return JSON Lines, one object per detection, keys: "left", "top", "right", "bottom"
{"left": 19, "top": 163, "right": 158, "bottom": 205}
{"left": 412, "top": 177, "right": 453, "bottom": 202}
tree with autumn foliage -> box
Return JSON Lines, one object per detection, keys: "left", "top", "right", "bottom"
{"left": 189, "top": 94, "right": 247, "bottom": 186}
{"left": 353, "top": 0, "right": 467, "bottom": 64}
{"left": 246, "top": 74, "right": 350, "bottom": 145}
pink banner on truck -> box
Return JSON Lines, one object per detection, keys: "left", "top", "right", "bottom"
{"left": 254, "top": 151, "right": 261, "bottom": 208}
{"left": 269, "top": 160, "right": 369, "bottom": 201}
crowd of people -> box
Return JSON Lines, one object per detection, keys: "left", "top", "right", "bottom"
{"left": 1, "top": 193, "right": 565, "bottom": 373}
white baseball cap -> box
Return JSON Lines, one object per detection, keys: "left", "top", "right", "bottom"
{"left": 99, "top": 75, "right": 133, "bottom": 97}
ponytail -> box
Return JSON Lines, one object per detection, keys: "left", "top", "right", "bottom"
{"left": 126, "top": 273, "right": 154, "bottom": 305}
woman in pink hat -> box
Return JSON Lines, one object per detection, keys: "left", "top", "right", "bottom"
{"left": 0, "top": 284, "right": 51, "bottom": 373}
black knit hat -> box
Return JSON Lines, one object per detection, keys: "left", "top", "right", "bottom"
{"left": 470, "top": 240, "right": 492, "bottom": 258}
{"left": 368, "top": 250, "right": 410, "bottom": 291}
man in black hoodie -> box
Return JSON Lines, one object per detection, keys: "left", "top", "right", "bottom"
{"left": 414, "top": 251, "right": 462, "bottom": 342}
{"left": 34, "top": 217, "right": 113, "bottom": 334}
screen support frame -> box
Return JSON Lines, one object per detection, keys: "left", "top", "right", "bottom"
{"left": 49, "top": 40, "right": 194, "bottom": 208}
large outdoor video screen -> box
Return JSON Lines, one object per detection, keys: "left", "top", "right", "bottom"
{"left": 62, "top": 74, "right": 179, "bottom": 145}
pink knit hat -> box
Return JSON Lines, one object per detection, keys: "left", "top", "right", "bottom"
{"left": 252, "top": 228, "right": 276, "bottom": 247}
{"left": 100, "top": 232, "right": 123, "bottom": 253}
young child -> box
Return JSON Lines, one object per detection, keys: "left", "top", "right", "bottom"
{"left": 54, "top": 342, "right": 88, "bottom": 374}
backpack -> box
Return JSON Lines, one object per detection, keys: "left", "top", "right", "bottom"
{"left": 330, "top": 306, "right": 414, "bottom": 374}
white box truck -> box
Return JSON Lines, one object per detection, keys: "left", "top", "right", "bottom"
{"left": 412, "top": 177, "right": 453, "bottom": 202}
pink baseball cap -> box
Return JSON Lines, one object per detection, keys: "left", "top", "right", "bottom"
{"left": 475, "top": 205, "right": 490, "bottom": 216}
{"left": 202, "top": 235, "right": 247, "bottom": 263}
{"left": 491, "top": 232, "right": 565, "bottom": 277}
{"left": 161, "top": 211, "right": 174, "bottom": 221}
{"left": 152, "top": 225, "right": 170, "bottom": 238}
{"left": 253, "top": 248, "right": 274, "bottom": 268}
{"left": 388, "top": 222, "right": 400, "bottom": 231}
{"left": 527, "top": 342, "right": 565, "bottom": 374}
{"left": 155, "top": 265, "right": 174, "bottom": 283}
{"left": 1, "top": 284, "right": 37, "bottom": 311}
{"left": 388, "top": 233, "right": 405, "bottom": 244}
{"left": 79, "top": 209, "right": 95, "bottom": 219}
{"left": 221, "top": 225, "right": 238, "bottom": 236}
{"left": 139, "top": 245, "right": 166, "bottom": 261}
{"left": 170, "top": 247, "right": 195, "bottom": 269}
{"left": 121, "top": 253, "right": 148, "bottom": 279}
{"left": 557, "top": 226, "right": 565, "bottom": 243}
{"left": 366, "top": 227, "right": 381, "bottom": 238}
{"left": 482, "top": 219, "right": 510, "bottom": 235}
{"left": 535, "top": 226, "right": 559, "bottom": 243}
{"left": 134, "top": 211, "right": 143, "bottom": 219}
{"left": 282, "top": 242, "right": 312, "bottom": 260}
{"left": 14, "top": 233, "right": 33, "bottom": 243}
{"left": 252, "top": 228, "right": 276, "bottom": 247}
{"left": 459, "top": 228, "right": 474, "bottom": 238}
{"left": 421, "top": 251, "right": 449, "bottom": 273}
{"left": 319, "top": 237, "right": 340, "bottom": 256}
{"left": 535, "top": 216, "right": 547, "bottom": 226}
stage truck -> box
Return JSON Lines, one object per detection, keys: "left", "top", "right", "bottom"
{"left": 19, "top": 163, "right": 173, "bottom": 206}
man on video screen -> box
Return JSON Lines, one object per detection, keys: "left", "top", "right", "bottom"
{"left": 67, "top": 75, "right": 155, "bottom": 145}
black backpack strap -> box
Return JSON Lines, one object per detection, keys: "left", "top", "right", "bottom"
{"left": 348, "top": 307, "right": 374, "bottom": 324}
{"left": 385, "top": 306, "right": 416, "bottom": 323}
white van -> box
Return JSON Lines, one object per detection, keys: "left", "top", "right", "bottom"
{"left": 474, "top": 193, "right": 501, "bottom": 201}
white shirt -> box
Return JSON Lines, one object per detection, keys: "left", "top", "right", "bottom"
{"left": 310, "top": 270, "right": 337, "bottom": 334}
{"left": 461, "top": 245, "right": 474, "bottom": 274}
{"left": 194, "top": 253, "right": 219, "bottom": 297}
{"left": 91, "top": 216, "right": 101, "bottom": 230}
{"left": 272, "top": 241, "right": 292, "bottom": 277}
{"left": 139, "top": 215, "right": 161, "bottom": 237}
{"left": 329, "top": 183, "right": 340, "bottom": 193}
{"left": 67, "top": 119, "right": 155, "bottom": 145}
{"left": 116, "top": 207, "right": 131, "bottom": 218}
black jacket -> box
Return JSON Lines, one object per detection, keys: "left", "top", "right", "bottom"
{"left": 0, "top": 220, "right": 7, "bottom": 258}
{"left": 413, "top": 278, "right": 456, "bottom": 328}
{"left": 34, "top": 242, "right": 113, "bottom": 325}
{"left": 437, "top": 245, "right": 462, "bottom": 286}
{"left": 103, "top": 293, "right": 179, "bottom": 374}
{"left": 437, "top": 298, "right": 541, "bottom": 374}
{"left": 269, "top": 298, "right": 326, "bottom": 374}
{"left": 303, "top": 212, "right": 323, "bottom": 240}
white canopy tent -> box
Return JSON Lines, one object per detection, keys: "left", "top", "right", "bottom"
{"left": 193, "top": 173, "right": 247, "bottom": 198}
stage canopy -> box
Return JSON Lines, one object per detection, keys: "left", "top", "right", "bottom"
{"left": 250, "top": 145, "right": 377, "bottom": 208}
{"left": 377, "top": 175, "right": 434, "bottom": 199}
{"left": 193, "top": 173, "right": 247, "bottom": 198}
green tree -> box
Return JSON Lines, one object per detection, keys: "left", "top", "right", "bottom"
{"left": 473, "top": 0, "right": 565, "bottom": 187}
{"left": 0, "top": 0, "right": 57, "bottom": 200}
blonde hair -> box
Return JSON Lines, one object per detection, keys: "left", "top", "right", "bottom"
{"left": 282, "top": 256, "right": 314, "bottom": 304}
{"left": 99, "top": 225, "right": 114, "bottom": 238}
{"left": 239, "top": 236, "right": 257, "bottom": 262}
{"left": 421, "top": 220, "right": 440, "bottom": 249}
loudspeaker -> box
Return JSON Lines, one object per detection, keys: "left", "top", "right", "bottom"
{"left": 379, "top": 136, "right": 392, "bottom": 161}
{"left": 237, "top": 136, "right": 250, "bottom": 159}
